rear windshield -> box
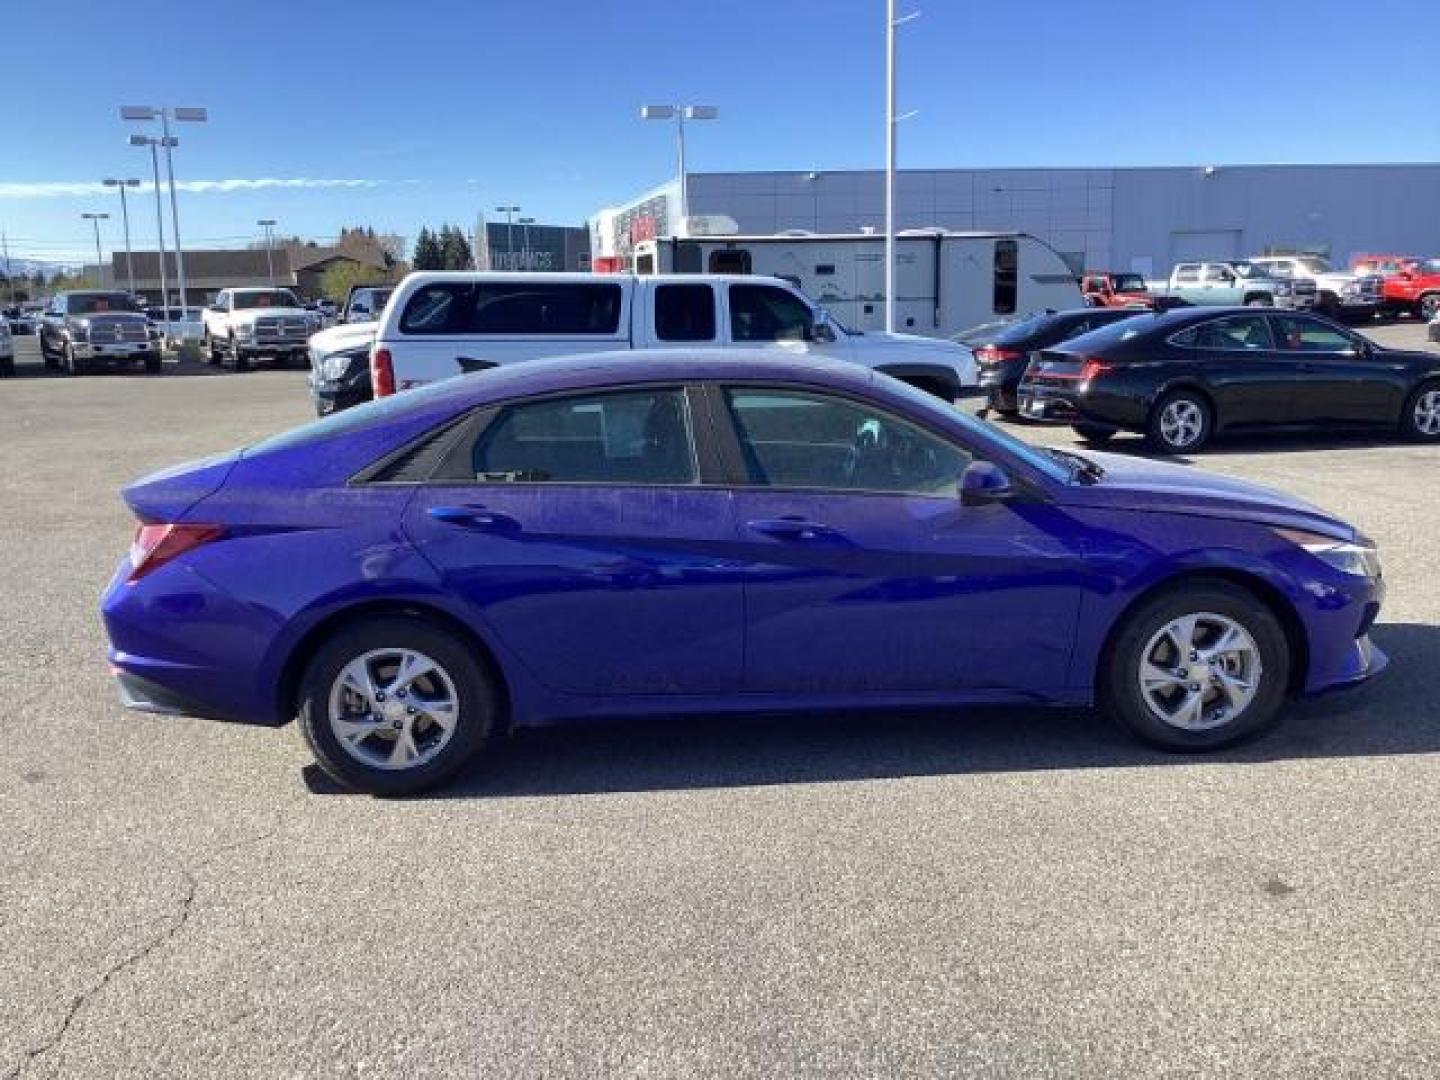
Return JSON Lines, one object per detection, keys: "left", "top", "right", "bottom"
{"left": 992, "top": 312, "right": 1063, "bottom": 345}
{"left": 1059, "top": 311, "right": 1169, "bottom": 352}
{"left": 1111, "top": 274, "right": 1147, "bottom": 292}
{"left": 246, "top": 379, "right": 462, "bottom": 456}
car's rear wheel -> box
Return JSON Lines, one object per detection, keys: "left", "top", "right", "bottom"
{"left": 1147, "top": 390, "right": 1212, "bottom": 453}
{"left": 1401, "top": 381, "right": 1440, "bottom": 442}
{"left": 297, "top": 617, "right": 497, "bottom": 795}
{"left": 1103, "top": 581, "right": 1289, "bottom": 752}
{"left": 1072, "top": 423, "right": 1116, "bottom": 444}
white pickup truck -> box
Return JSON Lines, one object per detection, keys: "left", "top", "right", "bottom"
{"left": 371, "top": 272, "right": 979, "bottom": 402}
{"left": 202, "top": 287, "right": 318, "bottom": 370}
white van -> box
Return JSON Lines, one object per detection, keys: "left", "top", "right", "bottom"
{"left": 630, "top": 231, "right": 1083, "bottom": 340}
{"left": 371, "top": 272, "right": 977, "bottom": 400}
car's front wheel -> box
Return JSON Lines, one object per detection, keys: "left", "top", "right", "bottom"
{"left": 1419, "top": 293, "right": 1440, "bottom": 322}
{"left": 1103, "top": 580, "right": 1290, "bottom": 751}
{"left": 1148, "top": 390, "right": 1212, "bottom": 453}
{"left": 297, "top": 617, "right": 498, "bottom": 795}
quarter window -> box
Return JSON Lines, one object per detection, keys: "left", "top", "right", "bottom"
{"left": 398, "top": 283, "right": 623, "bottom": 336}
{"left": 993, "top": 239, "right": 1019, "bottom": 314}
{"left": 469, "top": 389, "right": 697, "bottom": 485}
{"left": 724, "top": 389, "right": 971, "bottom": 496}
{"left": 728, "top": 285, "right": 813, "bottom": 342}
{"left": 654, "top": 284, "right": 716, "bottom": 342}
{"left": 1203, "top": 264, "right": 1235, "bottom": 283}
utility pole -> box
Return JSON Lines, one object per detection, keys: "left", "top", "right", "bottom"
{"left": 885, "top": 1, "right": 919, "bottom": 334}
{"left": 257, "top": 219, "right": 277, "bottom": 285}
{"left": 495, "top": 206, "right": 520, "bottom": 271}
{"left": 81, "top": 213, "right": 110, "bottom": 285}
{"left": 103, "top": 178, "right": 141, "bottom": 295}
{"left": 2, "top": 229, "right": 13, "bottom": 305}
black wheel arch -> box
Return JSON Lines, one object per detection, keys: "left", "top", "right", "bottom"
{"left": 1094, "top": 569, "right": 1309, "bottom": 706}
{"left": 1148, "top": 379, "right": 1217, "bottom": 425}
{"left": 276, "top": 599, "right": 513, "bottom": 733}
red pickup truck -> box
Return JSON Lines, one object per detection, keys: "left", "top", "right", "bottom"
{"left": 1351, "top": 255, "right": 1440, "bottom": 320}
{"left": 1081, "top": 272, "right": 1155, "bottom": 309}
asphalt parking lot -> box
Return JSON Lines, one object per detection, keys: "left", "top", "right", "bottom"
{"left": 2, "top": 324, "right": 1438, "bottom": 1079}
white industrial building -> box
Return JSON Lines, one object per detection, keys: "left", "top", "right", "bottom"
{"left": 591, "top": 163, "right": 1440, "bottom": 278}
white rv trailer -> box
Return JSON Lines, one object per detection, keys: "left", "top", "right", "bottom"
{"left": 629, "top": 230, "right": 1083, "bottom": 340}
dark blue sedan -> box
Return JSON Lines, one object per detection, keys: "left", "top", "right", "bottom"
{"left": 102, "top": 351, "right": 1387, "bottom": 794}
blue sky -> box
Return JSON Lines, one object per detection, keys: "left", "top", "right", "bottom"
{"left": 5, "top": 0, "right": 1436, "bottom": 264}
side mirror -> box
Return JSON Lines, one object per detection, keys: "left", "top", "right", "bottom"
{"left": 807, "top": 320, "right": 836, "bottom": 344}
{"left": 960, "top": 460, "right": 1014, "bottom": 506}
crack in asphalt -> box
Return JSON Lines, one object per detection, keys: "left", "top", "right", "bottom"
{"left": 3, "top": 820, "right": 292, "bottom": 1080}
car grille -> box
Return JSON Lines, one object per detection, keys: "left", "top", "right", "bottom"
{"left": 1292, "top": 280, "right": 1318, "bottom": 298}
{"left": 89, "top": 316, "right": 149, "bottom": 343}
{"left": 1356, "top": 275, "right": 1383, "bottom": 302}
{"left": 254, "top": 316, "right": 308, "bottom": 339}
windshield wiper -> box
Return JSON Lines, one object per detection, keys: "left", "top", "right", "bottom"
{"left": 1042, "top": 446, "right": 1106, "bottom": 484}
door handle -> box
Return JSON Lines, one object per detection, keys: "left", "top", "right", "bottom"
{"left": 746, "top": 517, "right": 836, "bottom": 541}
{"left": 428, "top": 504, "right": 517, "bottom": 530}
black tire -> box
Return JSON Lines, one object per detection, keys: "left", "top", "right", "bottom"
{"left": 40, "top": 335, "right": 58, "bottom": 369}
{"left": 0, "top": 356, "right": 14, "bottom": 378}
{"left": 230, "top": 338, "right": 248, "bottom": 372}
{"left": 296, "top": 616, "right": 497, "bottom": 795}
{"left": 144, "top": 353, "right": 162, "bottom": 374}
{"left": 1400, "top": 380, "right": 1440, "bottom": 442}
{"left": 205, "top": 332, "right": 223, "bottom": 365}
{"left": 1102, "top": 579, "right": 1290, "bottom": 752}
{"left": 1147, "top": 389, "right": 1212, "bottom": 453}
{"left": 64, "top": 342, "right": 87, "bottom": 377}
{"left": 1072, "top": 423, "right": 1116, "bottom": 445}
{"left": 1419, "top": 293, "right": 1440, "bottom": 322}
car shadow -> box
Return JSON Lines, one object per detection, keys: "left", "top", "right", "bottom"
{"left": 302, "top": 621, "right": 1440, "bottom": 799}
{"left": 3, "top": 357, "right": 303, "bottom": 379}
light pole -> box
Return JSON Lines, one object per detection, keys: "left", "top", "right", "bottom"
{"left": 103, "top": 178, "right": 141, "bottom": 296}
{"left": 518, "top": 217, "right": 535, "bottom": 270}
{"left": 884, "top": 2, "right": 920, "bottom": 334}
{"left": 639, "top": 104, "right": 717, "bottom": 233}
{"left": 80, "top": 212, "right": 110, "bottom": 286}
{"left": 122, "top": 105, "right": 207, "bottom": 314}
{"left": 495, "top": 206, "right": 520, "bottom": 270}
{"left": 257, "top": 219, "right": 277, "bottom": 285}
{"left": 128, "top": 136, "right": 171, "bottom": 313}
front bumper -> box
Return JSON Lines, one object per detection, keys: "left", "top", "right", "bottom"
{"left": 73, "top": 340, "right": 154, "bottom": 360}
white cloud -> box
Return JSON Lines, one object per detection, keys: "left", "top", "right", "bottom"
{"left": 0, "top": 177, "right": 387, "bottom": 199}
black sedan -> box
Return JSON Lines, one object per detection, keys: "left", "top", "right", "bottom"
{"left": 968, "top": 308, "right": 1145, "bottom": 414}
{"left": 1017, "top": 307, "right": 1440, "bottom": 452}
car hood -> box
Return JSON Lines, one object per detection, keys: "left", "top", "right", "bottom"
{"left": 308, "top": 321, "right": 377, "bottom": 355}
{"left": 229, "top": 306, "right": 310, "bottom": 322}
{"left": 1066, "top": 451, "right": 1354, "bottom": 539}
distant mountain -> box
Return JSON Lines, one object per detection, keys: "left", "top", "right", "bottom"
{"left": 1, "top": 256, "right": 83, "bottom": 278}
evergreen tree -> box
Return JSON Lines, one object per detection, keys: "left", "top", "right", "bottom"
{"left": 412, "top": 227, "right": 444, "bottom": 271}
{"left": 439, "top": 225, "right": 474, "bottom": 270}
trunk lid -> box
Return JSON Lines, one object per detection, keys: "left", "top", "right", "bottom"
{"left": 121, "top": 450, "right": 242, "bottom": 523}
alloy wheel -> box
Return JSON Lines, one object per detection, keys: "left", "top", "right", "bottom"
{"left": 326, "top": 648, "right": 460, "bottom": 771}
{"left": 1137, "top": 612, "right": 1262, "bottom": 732}
{"left": 1159, "top": 399, "right": 1204, "bottom": 449}
{"left": 1414, "top": 388, "right": 1440, "bottom": 437}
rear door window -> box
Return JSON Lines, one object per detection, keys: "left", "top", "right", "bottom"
{"left": 1194, "top": 315, "right": 1275, "bottom": 351}
{"left": 468, "top": 388, "right": 697, "bottom": 485}
{"left": 654, "top": 284, "right": 717, "bottom": 342}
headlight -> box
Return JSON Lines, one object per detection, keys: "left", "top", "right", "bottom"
{"left": 1275, "top": 282, "right": 1293, "bottom": 296}
{"left": 70, "top": 320, "right": 90, "bottom": 340}
{"left": 320, "top": 350, "right": 364, "bottom": 380}
{"left": 235, "top": 323, "right": 255, "bottom": 339}
{"left": 1276, "top": 527, "right": 1381, "bottom": 578}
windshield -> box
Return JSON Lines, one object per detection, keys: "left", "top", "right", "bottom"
{"left": 69, "top": 293, "right": 141, "bottom": 315}
{"left": 1295, "top": 257, "right": 1333, "bottom": 275}
{"left": 234, "top": 290, "right": 301, "bottom": 310}
{"left": 1111, "top": 274, "right": 1148, "bottom": 292}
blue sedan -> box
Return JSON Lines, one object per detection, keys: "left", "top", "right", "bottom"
{"left": 102, "top": 351, "right": 1387, "bottom": 794}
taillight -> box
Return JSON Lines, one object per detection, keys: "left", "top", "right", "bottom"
{"left": 128, "top": 522, "right": 223, "bottom": 582}
{"left": 371, "top": 347, "right": 396, "bottom": 398}
{"left": 975, "top": 345, "right": 1024, "bottom": 364}
{"left": 1079, "top": 358, "right": 1111, "bottom": 381}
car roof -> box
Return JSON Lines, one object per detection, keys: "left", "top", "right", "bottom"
{"left": 416, "top": 348, "right": 879, "bottom": 407}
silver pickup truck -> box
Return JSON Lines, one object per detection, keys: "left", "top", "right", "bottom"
{"left": 1161, "top": 261, "right": 1317, "bottom": 309}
